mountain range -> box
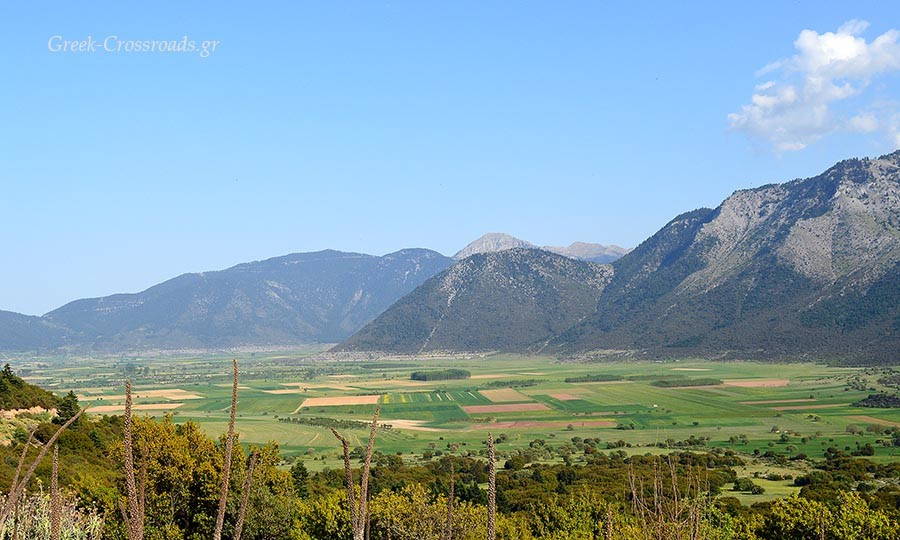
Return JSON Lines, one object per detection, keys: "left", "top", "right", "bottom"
{"left": 2, "top": 151, "right": 898, "bottom": 364}
{"left": 7, "top": 249, "right": 453, "bottom": 351}
{"left": 342, "top": 151, "right": 900, "bottom": 364}
{"left": 0, "top": 236, "right": 622, "bottom": 352}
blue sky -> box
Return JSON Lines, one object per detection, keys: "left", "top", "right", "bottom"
{"left": 2, "top": 1, "right": 899, "bottom": 315}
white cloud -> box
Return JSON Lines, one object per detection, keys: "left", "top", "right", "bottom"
{"left": 848, "top": 113, "right": 878, "bottom": 133}
{"left": 729, "top": 20, "right": 900, "bottom": 152}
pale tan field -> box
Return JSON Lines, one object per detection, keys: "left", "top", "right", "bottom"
{"left": 91, "top": 403, "right": 183, "bottom": 413}
{"left": 80, "top": 389, "right": 203, "bottom": 401}
{"left": 345, "top": 379, "right": 429, "bottom": 387}
{"left": 263, "top": 389, "right": 307, "bottom": 395}
{"left": 279, "top": 383, "right": 357, "bottom": 391}
{"left": 470, "top": 374, "right": 509, "bottom": 379}
{"left": 472, "top": 419, "right": 616, "bottom": 430}
{"left": 384, "top": 419, "right": 447, "bottom": 432}
{"left": 739, "top": 398, "right": 816, "bottom": 405}
{"left": 462, "top": 403, "right": 550, "bottom": 414}
{"left": 479, "top": 388, "right": 532, "bottom": 403}
{"left": 0, "top": 407, "right": 53, "bottom": 419}
{"left": 846, "top": 415, "right": 900, "bottom": 427}
{"left": 770, "top": 403, "right": 849, "bottom": 411}
{"left": 300, "top": 395, "right": 382, "bottom": 407}
{"left": 723, "top": 379, "right": 789, "bottom": 388}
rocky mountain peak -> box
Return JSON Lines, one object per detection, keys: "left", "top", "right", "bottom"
{"left": 453, "top": 233, "right": 535, "bottom": 259}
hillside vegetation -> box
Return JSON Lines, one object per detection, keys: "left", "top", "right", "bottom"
{"left": 0, "top": 364, "right": 59, "bottom": 410}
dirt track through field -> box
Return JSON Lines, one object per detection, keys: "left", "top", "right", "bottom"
{"left": 770, "top": 403, "right": 849, "bottom": 411}
{"left": 846, "top": 415, "right": 900, "bottom": 428}
{"left": 740, "top": 398, "right": 816, "bottom": 405}
{"left": 723, "top": 379, "right": 789, "bottom": 387}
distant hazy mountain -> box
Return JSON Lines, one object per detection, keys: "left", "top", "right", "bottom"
{"left": 0, "top": 311, "right": 71, "bottom": 351}
{"left": 543, "top": 242, "right": 629, "bottom": 263}
{"left": 2, "top": 249, "right": 452, "bottom": 352}
{"left": 341, "top": 151, "right": 900, "bottom": 364}
{"left": 453, "top": 233, "right": 534, "bottom": 259}
{"left": 551, "top": 151, "right": 900, "bottom": 363}
{"left": 454, "top": 233, "right": 627, "bottom": 263}
{"left": 336, "top": 249, "right": 613, "bottom": 353}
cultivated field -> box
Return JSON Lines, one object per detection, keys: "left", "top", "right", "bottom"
{"left": 12, "top": 351, "right": 900, "bottom": 480}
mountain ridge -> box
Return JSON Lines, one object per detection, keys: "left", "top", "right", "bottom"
{"left": 3, "top": 248, "right": 453, "bottom": 352}
{"left": 336, "top": 248, "right": 613, "bottom": 353}
{"left": 2, "top": 152, "right": 897, "bottom": 363}
{"left": 340, "top": 151, "right": 900, "bottom": 364}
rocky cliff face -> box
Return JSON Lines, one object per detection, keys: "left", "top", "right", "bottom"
{"left": 554, "top": 151, "right": 900, "bottom": 363}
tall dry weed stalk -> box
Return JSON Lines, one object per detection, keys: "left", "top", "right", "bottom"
{"left": 486, "top": 433, "right": 496, "bottom": 540}
{"left": 213, "top": 359, "right": 240, "bottom": 540}
{"left": 331, "top": 405, "right": 380, "bottom": 540}
{"left": 441, "top": 461, "right": 456, "bottom": 540}
{"left": 627, "top": 457, "right": 709, "bottom": 540}
{"left": 233, "top": 451, "right": 258, "bottom": 540}
{"left": 50, "top": 445, "right": 60, "bottom": 540}
{"left": 120, "top": 380, "right": 145, "bottom": 540}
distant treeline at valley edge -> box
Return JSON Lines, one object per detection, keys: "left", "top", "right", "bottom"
{"left": 410, "top": 368, "right": 471, "bottom": 381}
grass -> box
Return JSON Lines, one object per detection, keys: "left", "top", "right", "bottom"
{"left": 9, "top": 352, "right": 899, "bottom": 467}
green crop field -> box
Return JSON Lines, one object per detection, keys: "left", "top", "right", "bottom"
{"left": 16, "top": 351, "right": 900, "bottom": 478}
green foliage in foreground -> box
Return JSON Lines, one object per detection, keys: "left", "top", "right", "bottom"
{"left": 2, "top": 410, "right": 898, "bottom": 539}
{"left": 410, "top": 369, "right": 471, "bottom": 381}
